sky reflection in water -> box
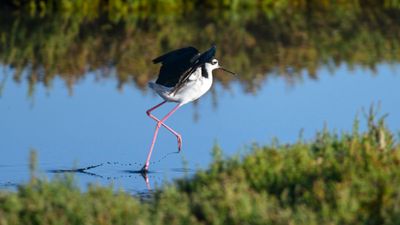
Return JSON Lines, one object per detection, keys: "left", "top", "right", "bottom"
{"left": 0, "top": 63, "right": 399, "bottom": 193}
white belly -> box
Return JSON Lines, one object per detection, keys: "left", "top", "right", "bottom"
{"left": 149, "top": 75, "right": 213, "bottom": 105}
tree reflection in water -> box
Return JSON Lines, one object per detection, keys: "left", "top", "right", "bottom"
{"left": 1, "top": 2, "right": 400, "bottom": 99}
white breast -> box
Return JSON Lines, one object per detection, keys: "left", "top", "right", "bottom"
{"left": 149, "top": 67, "right": 213, "bottom": 105}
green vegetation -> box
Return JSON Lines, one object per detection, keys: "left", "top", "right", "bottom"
{"left": 1, "top": 1, "right": 400, "bottom": 95}
{"left": 1, "top": 111, "right": 399, "bottom": 224}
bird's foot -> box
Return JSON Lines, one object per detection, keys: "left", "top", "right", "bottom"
{"left": 140, "top": 165, "right": 149, "bottom": 174}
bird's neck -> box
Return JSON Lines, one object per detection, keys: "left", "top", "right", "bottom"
{"left": 202, "top": 64, "right": 214, "bottom": 79}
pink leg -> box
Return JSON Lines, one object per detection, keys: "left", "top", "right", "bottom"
{"left": 142, "top": 103, "right": 182, "bottom": 171}
{"left": 146, "top": 101, "right": 182, "bottom": 151}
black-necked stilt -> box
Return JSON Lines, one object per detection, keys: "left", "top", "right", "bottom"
{"left": 142, "top": 45, "right": 236, "bottom": 172}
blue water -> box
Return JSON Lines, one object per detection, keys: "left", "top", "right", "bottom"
{"left": 0, "top": 63, "right": 399, "bottom": 193}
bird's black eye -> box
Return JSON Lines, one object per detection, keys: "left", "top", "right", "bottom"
{"left": 211, "top": 60, "right": 217, "bottom": 65}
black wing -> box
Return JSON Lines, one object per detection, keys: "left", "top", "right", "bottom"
{"left": 170, "top": 45, "right": 216, "bottom": 94}
{"left": 153, "top": 47, "right": 200, "bottom": 87}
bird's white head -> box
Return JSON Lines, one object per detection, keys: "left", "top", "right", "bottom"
{"left": 205, "top": 58, "right": 220, "bottom": 71}
{"left": 205, "top": 58, "right": 236, "bottom": 76}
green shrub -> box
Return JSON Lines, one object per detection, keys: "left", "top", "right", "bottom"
{"left": 1, "top": 112, "right": 399, "bottom": 224}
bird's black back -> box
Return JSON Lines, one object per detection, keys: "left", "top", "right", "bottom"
{"left": 152, "top": 45, "right": 216, "bottom": 90}
{"left": 153, "top": 47, "right": 200, "bottom": 87}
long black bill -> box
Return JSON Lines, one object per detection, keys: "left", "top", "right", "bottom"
{"left": 219, "top": 67, "right": 237, "bottom": 76}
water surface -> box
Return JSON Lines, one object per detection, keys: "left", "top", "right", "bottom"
{"left": 1, "top": 5, "right": 400, "bottom": 193}
{"left": 1, "top": 63, "right": 399, "bottom": 193}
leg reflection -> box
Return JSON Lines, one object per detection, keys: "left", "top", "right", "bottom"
{"left": 140, "top": 171, "right": 151, "bottom": 191}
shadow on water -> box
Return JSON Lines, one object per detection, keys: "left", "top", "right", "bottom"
{"left": 48, "top": 164, "right": 105, "bottom": 178}
{"left": 44, "top": 161, "right": 195, "bottom": 196}
{"left": 0, "top": 148, "right": 189, "bottom": 195}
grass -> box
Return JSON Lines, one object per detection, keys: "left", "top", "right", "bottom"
{"left": 0, "top": 109, "right": 399, "bottom": 224}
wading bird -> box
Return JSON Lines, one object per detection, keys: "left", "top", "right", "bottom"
{"left": 142, "top": 45, "right": 236, "bottom": 172}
